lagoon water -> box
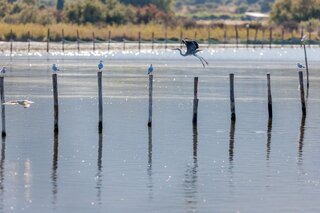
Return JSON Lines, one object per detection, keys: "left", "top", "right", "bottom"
{"left": 0, "top": 47, "right": 319, "bottom": 212}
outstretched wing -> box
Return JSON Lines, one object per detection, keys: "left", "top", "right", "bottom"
{"left": 182, "top": 39, "right": 199, "bottom": 53}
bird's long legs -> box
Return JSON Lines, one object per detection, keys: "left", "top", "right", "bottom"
{"left": 194, "top": 54, "right": 207, "bottom": 67}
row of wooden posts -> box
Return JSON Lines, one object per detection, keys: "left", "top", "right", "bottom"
{"left": 6, "top": 26, "right": 317, "bottom": 54}
{"left": 0, "top": 70, "right": 308, "bottom": 137}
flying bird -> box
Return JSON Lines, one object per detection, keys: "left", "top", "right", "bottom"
{"left": 297, "top": 63, "right": 305, "bottom": 69}
{"left": 147, "top": 64, "right": 153, "bottom": 75}
{"left": 0, "top": 67, "right": 6, "bottom": 74}
{"left": 173, "top": 39, "right": 209, "bottom": 67}
{"left": 98, "top": 60, "right": 103, "bottom": 70}
{"left": 3, "top": 100, "right": 34, "bottom": 108}
{"left": 52, "top": 64, "right": 60, "bottom": 72}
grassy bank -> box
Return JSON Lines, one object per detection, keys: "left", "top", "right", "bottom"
{"left": 0, "top": 23, "right": 319, "bottom": 44}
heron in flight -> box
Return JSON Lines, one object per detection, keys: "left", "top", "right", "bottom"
{"left": 3, "top": 100, "right": 34, "bottom": 108}
{"left": 147, "top": 64, "right": 153, "bottom": 75}
{"left": 297, "top": 63, "right": 305, "bottom": 69}
{"left": 98, "top": 60, "right": 103, "bottom": 71}
{"left": 173, "top": 39, "right": 209, "bottom": 67}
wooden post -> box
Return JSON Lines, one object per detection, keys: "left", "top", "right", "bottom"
{"left": 299, "top": 71, "right": 306, "bottom": 116}
{"left": 138, "top": 31, "right": 141, "bottom": 52}
{"left": 165, "top": 31, "right": 168, "bottom": 50}
{"left": 254, "top": 26, "right": 258, "bottom": 48}
{"left": 229, "top": 74, "right": 236, "bottom": 121}
{"left": 223, "top": 26, "right": 227, "bottom": 47}
{"left": 192, "top": 77, "right": 199, "bottom": 125}
{"left": 300, "top": 27, "right": 304, "bottom": 48}
{"left": 303, "top": 42, "right": 309, "bottom": 88}
{"left": 308, "top": 22, "right": 311, "bottom": 48}
{"left": 261, "top": 27, "right": 265, "bottom": 48}
{"left": 151, "top": 32, "right": 154, "bottom": 51}
{"left": 180, "top": 30, "right": 183, "bottom": 49}
{"left": 235, "top": 25, "right": 239, "bottom": 48}
{"left": 281, "top": 28, "right": 285, "bottom": 47}
{"left": 269, "top": 27, "right": 272, "bottom": 49}
{"left": 147, "top": 75, "right": 153, "bottom": 127}
{"left": 92, "top": 32, "right": 96, "bottom": 52}
{"left": 97, "top": 71, "right": 103, "bottom": 133}
{"left": 47, "top": 28, "right": 50, "bottom": 53}
{"left": 77, "top": 30, "right": 80, "bottom": 53}
{"left": 52, "top": 74, "right": 59, "bottom": 133}
{"left": 27, "top": 31, "right": 31, "bottom": 53}
{"left": 246, "top": 24, "right": 249, "bottom": 48}
{"left": 267, "top": 74, "right": 273, "bottom": 119}
{"left": 0, "top": 77, "right": 6, "bottom": 137}
{"left": 123, "top": 33, "right": 126, "bottom": 51}
{"left": 10, "top": 29, "right": 13, "bottom": 56}
{"left": 108, "top": 31, "right": 111, "bottom": 52}
{"left": 61, "top": 29, "right": 64, "bottom": 52}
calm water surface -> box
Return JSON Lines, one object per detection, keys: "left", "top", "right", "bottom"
{"left": 0, "top": 48, "right": 319, "bottom": 212}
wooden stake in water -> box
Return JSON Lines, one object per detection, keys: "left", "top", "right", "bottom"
{"left": 235, "top": 25, "right": 239, "bottom": 48}
{"left": 10, "top": 29, "right": 13, "bottom": 56}
{"left": 302, "top": 41, "right": 310, "bottom": 88}
{"left": 192, "top": 77, "right": 199, "bottom": 125}
{"left": 138, "top": 31, "right": 141, "bottom": 52}
{"left": 151, "top": 32, "right": 154, "bottom": 51}
{"left": 77, "top": 30, "right": 80, "bottom": 53}
{"left": 223, "top": 26, "right": 227, "bottom": 47}
{"left": 261, "top": 27, "right": 265, "bottom": 48}
{"left": 165, "top": 32, "right": 168, "bottom": 50}
{"left": 0, "top": 77, "right": 6, "bottom": 137}
{"left": 61, "top": 29, "right": 65, "bottom": 52}
{"left": 92, "top": 32, "right": 96, "bottom": 52}
{"left": 281, "top": 28, "right": 285, "bottom": 47}
{"left": 269, "top": 27, "right": 273, "bottom": 49}
{"left": 47, "top": 28, "right": 50, "bottom": 53}
{"left": 27, "top": 31, "right": 31, "bottom": 53}
{"left": 147, "top": 75, "right": 153, "bottom": 127}
{"left": 97, "top": 71, "right": 103, "bottom": 132}
{"left": 108, "top": 31, "right": 111, "bottom": 52}
{"left": 308, "top": 22, "right": 312, "bottom": 48}
{"left": 299, "top": 71, "right": 306, "bottom": 116}
{"left": 267, "top": 73, "right": 273, "bottom": 119}
{"left": 246, "top": 24, "right": 249, "bottom": 48}
{"left": 180, "top": 30, "right": 183, "bottom": 49}
{"left": 253, "top": 26, "right": 258, "bottom": 48}
{"left": 52, "top": 74, "right": 59, "bottom": 133}
{"left": 229, "top": 73, "right": 236, "bottom": 121}
{"left": 123, "top": 33, "right": 126, "bottom": 51}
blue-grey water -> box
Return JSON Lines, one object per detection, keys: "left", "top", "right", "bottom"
{"left": 0, "top": 47, "right": 319, "bottom": 212}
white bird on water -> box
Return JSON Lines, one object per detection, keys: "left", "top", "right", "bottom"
{"left": 52, "top": 64, "right": 60, "bottom": 72}
{"left": 0, "top": 67, "right": 6, "bottom": 74}
{"left": 297, "top": 63, "right": 305, "bottom": 69}
{"left": 98, "top": 60, "right": 103, "bottom": 71}
{"left": 172, "top": 39, "right": 209, "bottom": 67}
{"left": 147, "top": 64, "right": 153, "bottom": 75}
{"left": 3, "top": 100, "right": 34, "bottom": 108}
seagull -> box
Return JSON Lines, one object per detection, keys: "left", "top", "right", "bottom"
{"left": 3, "top": 100, "right": 34, "bottom": 108}
{"left": 98, "top": 60, "right": 103, "bottom": 71}
{"left": 0, "top": 67, "right": 6, "bottom": 74}
{"left": 52, "top": 64, "right": 60, "bottom": 72}
{"left": 147, "top": 64, "right": 153, "bottom": 75}
{"left": 297, "top": 63, "right": 305, "bottom": 69}
{"left": 301, "top": 35, "right": 307, "bottom": 43}
{"left": 173, "top": 39, "right": 209, "bottom": 67}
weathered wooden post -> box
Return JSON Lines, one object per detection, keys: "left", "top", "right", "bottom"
{"left": 192, "top": 77, "right": 199, "bottom": 125}
{"left": 269, "top": 26, "right": 272, "bottom": 49}
{"left": 61, "top": 29, "right": 65, "bottom": 52}
{"left": 52, "top": 73, "right": 59, "bottom": 133}
{"left": 10, "top": 29, "right": 13, "bottom": 56}
{"left": 308, "top": 22, "right": 312, "bottom": 48}
{"left": 281, "top": 28, "right": 285, "bottom": 47}
{"left": 180, "top": 30, "right": 183, "bottom": 49}
{"left": 123, "top": 33, "right": 126, "bottom": 51}
{"left": 0, "top": 77, "right": 6, "bottom": 137}
{"left": 138, "top": 31, "right": 141, "bottom": 52}
{"left": 151, "top": 32, "right": 154, "bottom": 51}
{"left": 267, "top": 73, "right": 273, "bottom": 119}
{"left": 299, "top": 71, "right": 306, "bottom": 116}
{"left": 147, "top": 75, "right": 153, "bottom": 127}
{"left": 92, "top": 32, "right": 96, "bottom": 52}
{"left": 77, "top": 30, "right": 80, "bottom": 53}
{"left": 97, "top": 71, "right": 103, "bottom": 133}
{"left": 302, "top": 40, "right": 309, "bottom": 88}
{"left": 27, "top": 31, "right": 31, "bottom": 53}
{"left": 253, "top": 26, "right": 258, "bottom": 48}
{"left": 229, "top": 74, "right": 236, "bottom": 121}
{"left": 235, "top": 24, "right": 239, "bottom": 48}
{"left": 246, "top": 24, "right": 249, "bottom": 48}
{"left": 223, "top": 25, "right": 227, "bottom": 47}
{"left": 47, "top": 28, "right": 50, "bottom": 53}
{"left": 108, "top": 31, "right": 111, "bottom": 52}
{"left": 165, "top": 31, "right": 168, "bottom": 50}
{"left": 261, "top": 27, "right": 265, "bottom": 48}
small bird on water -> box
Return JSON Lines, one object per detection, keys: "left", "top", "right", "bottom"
{"left": 0, "top": 67, "right": 6, "bottom": 74}
{"left": 147, "top": 64, "right": 153, "bottom": 75}
{"left": 297, "top": 63, "right": 305, "bottom": 69}
{"left": 3, "top": 100, "right": 34, "bottom": 108}
{"left": 98, "top": 60, "right": 103, "bottom": 71}
{"left": 52, "top": 64, "right": 60, "bottom": 72}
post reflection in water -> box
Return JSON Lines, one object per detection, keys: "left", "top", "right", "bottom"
{"left": 51, "top": 132, "right": 59, "bottom": 207}
{"left": 266, "top": 119, "right": 273, "bottom": 160}
{"left": 95, "top": 133, "right": 103, "bottom": 206}
{"left": 183, "top": 124, "right": 198, "bottom": 212}
{"left": 229, "top": 121, "right": 236, "bottom": 162}
{"left": 0, "top": 137, "right": 6, "bottom": 213}
{"left": 298, "top": 115, "right": 306, "bottom": 163}
{"left": 147, "top": 127, "right": 153, "bottom": 200}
